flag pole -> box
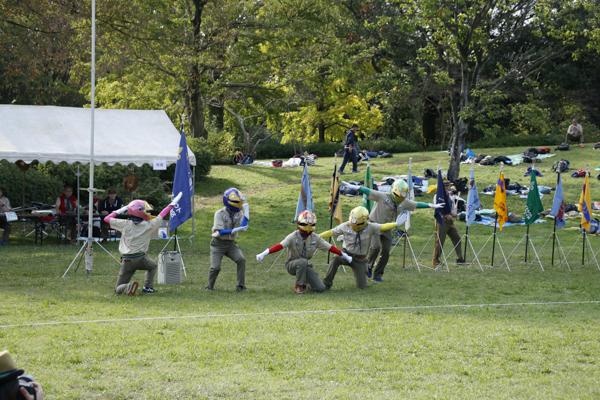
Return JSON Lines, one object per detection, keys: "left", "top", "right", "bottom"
{"left": 433, "top": 220, "right": 439, "bottom": 269}
{"left": 464, "top": 225, "right": 469, "bottom": 263}
{"left": 403, "top": 157, "right": 412, "bottom": 269}
{"left": 491, "top": 214, "right": 497, "bottom": 267}
{"left": 328, "top": 154, "right": 336, "bottom": 264}
{"left": 551, "top": 218, "right": 557, "bottom": 266}
{"left": 525, "top": 225, "right": 529, "bottom": 263}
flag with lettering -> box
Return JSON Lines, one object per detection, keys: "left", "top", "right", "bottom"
{"left": 169, "top": 129, "right": 194, "bottom": 231}
{"left": 524, "top": 167, "right": 544, "bottom": 226}
{"left": 329, "top": 160, "right": 343, "bottom": 224}
{"left": 403, "top": 162, "right": 415, "bottom": 230}
{"left": 579, "top": 173, "right": 592, "bottom": 231}
{"left": 362, "top": 163, "right": 373, "bottom": 212}
{"left": 466, "top": 168, "right": 480, "bottom": 227}
{"left": 295, "top": 164, "right": 314, "bottom": 220}
{"left": 494, "top": 172, "right": 509, "bottom": 230}
{"left": 434, "top": 171, "right": 451, "bottom": 225}
{"left": 550, "top": 173, "right": 565, "bottom": 229}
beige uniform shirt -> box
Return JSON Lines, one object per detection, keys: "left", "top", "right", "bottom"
{"left": 367, "top": 190, "right": 417, "bottom": 223}
{"left": 568, "top": 124, "right": 583, "bottom": 135}
{"left": 0, "top": 196, "right": 11, "bottom": 211}
{"left": 280, "top": 230, "right": 332, "bottom": 260}
{"left": 330, "top": 221, "right": 383, "bottom": 256}
{"left": 211, "top": 207, "right": 243, "bottom": 241}
{"left": 110, "top": 216, "right": 163, "bottom": 255}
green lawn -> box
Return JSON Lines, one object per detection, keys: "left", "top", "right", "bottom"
{"left": 1, "top": 145, "right": 600, "bottom": 399}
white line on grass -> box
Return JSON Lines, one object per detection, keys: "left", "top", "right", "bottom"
{"left": 1, "top": 300, "right": 598, "bottom": 329}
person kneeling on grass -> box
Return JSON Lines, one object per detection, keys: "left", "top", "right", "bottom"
{"left": 318, "top": 206, "right": 408, "bottom": 290}
{"left": 256, "top": 210, "right": 351, "bottom": 294}
{"left": 104, "top": 192, "right": 182, "bottom": 296}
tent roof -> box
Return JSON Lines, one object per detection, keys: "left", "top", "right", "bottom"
{"left": 0, "top": 105, "right": 196, "bottom": 167}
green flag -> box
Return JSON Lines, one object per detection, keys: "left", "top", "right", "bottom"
{"left": 524, "top": 168, "right": 544, "bottom": 226}
{"left": 362, "top": 163, "right": 373, "bottom": 212}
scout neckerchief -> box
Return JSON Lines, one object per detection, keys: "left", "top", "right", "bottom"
{"left": 353, "top": 229, "right": 363, "bottom": 252}
{"left": 299, "top": 230, "right": 311, "bottom": 258}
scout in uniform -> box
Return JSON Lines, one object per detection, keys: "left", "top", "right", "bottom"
{"left": 342, "top": 180, "right": 443, "bottom": 281}
{"left": 318, "top": 206, "right": 407, "bottom": 289}
{"left": 256, "top": 210, "right": 351, "bottom": 294}
{"left": 207, "top": 187, "right": 250, "bottom": 292}
{"left": 104, "top": 192, "right": 182, "bottom": 295}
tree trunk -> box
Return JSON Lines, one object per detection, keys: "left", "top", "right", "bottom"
{"left": 209, "top": 105, "right": 224, "bottom": 130}
{"left": 188, "top": 82, "right": 206, "bottom": 138}
{"left": 318, "top": 121, "right": 325, "bottom": 142}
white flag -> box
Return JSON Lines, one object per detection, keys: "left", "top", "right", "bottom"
{"left": 466, "top": 168, "right": 480, "bottom": 226}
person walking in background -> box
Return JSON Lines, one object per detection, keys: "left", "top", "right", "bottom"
{"left": 0, "top": 186, "right": 12, "bottom": 246}
{"left": 565, "top": 118, "right": 584, "bottom": 148}
{"left": 338, "top": 123, "right": 360, "bottom": 174}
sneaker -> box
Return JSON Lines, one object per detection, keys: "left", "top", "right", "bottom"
{"left": 351, "top": 170, "right": 360, "bottom": 173}
{"left": 236, "top": 285, "right": 249, "bottom": 292}
{"left": 372, "top": 278, "right": 384, "bottom": 282}
{"left": 205, "top": 286, "right": 213, "bottom": 291}
{"left": 581, "top": 143, "right": 585, "bottom": 148}
{"left": 338, "top": 170, "right": 345, "bottom": 175}
{"left": 142, "top": 287, "right": 158, "bottom": 294}
{"left": 294, "top": 284, "right": 306, "bottom": 294}
{"left": 100, "top": 239, "right": 108, "bottom": 244}
{"left": 366, "top": 267, "right": 372, "bottom": 278}
{"left": 0, "top": 240, "right": 9, "bottom": 246}
{"left": 324, "top": 284, "right": 331, "bottom": 290}
{"left": 124, "top": 281, "right": 139, "bottom": 296}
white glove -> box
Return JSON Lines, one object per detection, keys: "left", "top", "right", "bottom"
{"left": 395, "top": 213, "right": 408, "bottom": 226}
{"left": 256, "top": 248, "right": 269, "bottom": 262}
{"left": 342, "top": 252, "right": 353, "bottom": 263}
{"left": 429, "top": 203, "right": 444, "bottom": 209}
{"left": 232, "top": 225, "right": 248, "bottom": 234}
{"left": 242, "top": 203, "right": 250, "bottom": 220}
{"left": 170, "top": 192, "right": 183, "bottom": 207}
{"left": 342, "top": 181, "right": 361, "bottom": 191}
{"left": 115, "top": 205, "right": 128, "bottom": 215}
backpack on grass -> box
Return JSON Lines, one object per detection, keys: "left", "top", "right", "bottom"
{"left": 555, "top": 143, "right": 569, "bottom": 151}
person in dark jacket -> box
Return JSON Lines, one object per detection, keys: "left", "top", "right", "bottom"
{"left": 98, "top": 187, "right": 123, "bottom": 244}
{"left": 338, "top": 124, "right": 360, "bottom": 174}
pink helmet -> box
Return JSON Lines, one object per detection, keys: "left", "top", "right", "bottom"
{"left": 127, "top": 200, "right": 153, "bottom": 220}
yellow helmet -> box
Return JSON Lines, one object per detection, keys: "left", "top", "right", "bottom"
{"left": 349, "top": 206, "right": 369, "bottom": 232}
{"left": 297, "top": 210, "right": 317, "bottom": 233}
{"left": 391, "top": 180, "right": 409, "bottom": 204}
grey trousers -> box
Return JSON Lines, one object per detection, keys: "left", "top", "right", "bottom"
{"left": 208, "top": 237, "right": 246, "bottom": 289}
{"left": 436, "top": 219, "right": 464, "bottom": 263}
{"left": 115, "top": 254, "right": 157, "bottom": 294}
{"left": 367, "top": 229, "right": 393, "bottom": 279}
{"left": 0, "top": 220, "right": 11, "bottom": 241}
{"left": 323, "top": 254, "right": 368, "bottom": 289}
{"left": 285, "top": 258, "right": 326, "bottom": 292}
{"left": 565, "top": 131, "right": 584, "bottom": 144}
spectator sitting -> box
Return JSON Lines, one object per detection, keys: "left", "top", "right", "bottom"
{"left": 0, "top": 186, "right": 12, "bottom": 246}
{"left": 98, "top": 187, "right": 123, "bottom": 244}
{"left": 55, "top": 184, "right": 87, "bottom": 244}
{"left": 0, "top": 350, "right": 45, "bottom": 400}
{"left": 565, "top": 118, "right": 584, "bottom": 148}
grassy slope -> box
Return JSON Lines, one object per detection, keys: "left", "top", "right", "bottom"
{"left": 1, "top": 145, "right": 600, "bottom": 399}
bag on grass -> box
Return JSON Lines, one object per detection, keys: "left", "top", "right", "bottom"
{"left": 552, "top": 159, "right": 569, "bottom": 173}
{"left": 580, "top": 218, "right": 599, "bottom": 234}
{"left": 555, "top": 143, "right": 569, "bottom": 151}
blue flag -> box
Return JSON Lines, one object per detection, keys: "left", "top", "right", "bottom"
{"left": 550, "top": 172, "right": 565, "bottom": 229}
{"left": 295, "top": 164, "right": 313, "bottom": 220}
{"left": 466, "top": 168, "right": 480, "bottom": 227}
{"left": 434, "top": 170, "right": 452, "bottom": 225}
{"left": 169, "top": 129, "right": 194, "bottom": 231}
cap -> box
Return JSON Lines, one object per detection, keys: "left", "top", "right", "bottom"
{"left": 0, "top": 351, "right": 24, "bottom": 383}
{"left": 443, "top": 179, "right": 452, "bottom": 185}
{"left": 573, "top": 118, "right": 579, "bottom": 123}
{"left": 107, "top": 187, "right": 117, "bottom": 194}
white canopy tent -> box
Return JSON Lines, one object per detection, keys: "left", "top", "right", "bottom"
{"left": 0, "top": 105, "right": 196, "bottom": 167}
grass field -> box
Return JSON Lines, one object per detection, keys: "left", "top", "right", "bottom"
{"left": 1, "top": 145, "right": 600, "bottom": 399}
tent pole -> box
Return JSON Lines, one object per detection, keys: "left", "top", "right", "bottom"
{"left": 85, "top": 0, "right": 96, "bottom": 274}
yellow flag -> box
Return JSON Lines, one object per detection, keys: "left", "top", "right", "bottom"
{"left": 494, "top": 172, "right": 509, "bottom": 230}
{"left": 329, "top": 162, "right": 343, "bottom": 225}
{"left": 578, "top": 174, "right": 592, "bottom": 231}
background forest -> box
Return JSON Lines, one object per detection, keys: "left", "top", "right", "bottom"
{"left": 3, "top": 0, "right": 600, "bottom": 170}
